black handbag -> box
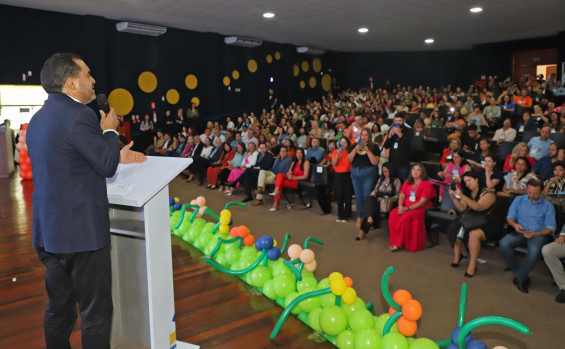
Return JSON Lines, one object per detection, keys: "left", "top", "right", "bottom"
{"left": 460, "top": 214, "right": 488, "bottom": 231}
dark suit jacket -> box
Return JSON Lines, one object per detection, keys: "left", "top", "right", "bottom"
{"left": 191, "top": 142, "right": 204, "bottom": 160}
{"left": 27, "top": 93, "right": 120, "bottom": 253}
{"left": 255, "top": 152, "right": 274, "bottom": 170}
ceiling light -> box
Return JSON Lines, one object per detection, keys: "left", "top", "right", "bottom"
{"left": 425, "top": 38, "right": 434, "bottom": 44}
{"left": 263, "top": 12, "right": 275, "bottom": 18}
{"left": 358, "top": 27, "right": 369, "bottom": 34}
{"left": 470, "top": 7, "right": 483, "bottom": 13}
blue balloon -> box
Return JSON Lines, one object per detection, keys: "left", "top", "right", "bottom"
{"left": 169, "top": 197, "right": 175, "bottom": 206}
{"left": 446, "top": 344, "right": 459, "bottom": 349}
{"left": 229, "top": 219, "right": 233, "bottom": 226}
{"left": 261, "top": 235, "right": 274, "bottom": 250}
{"left": 451, "top": 327, "right": 472, "bottom": 345}
{"left": 255, "top": 236, "right": 266, "bottom": 251}
{"left": 467, "top": 340, "right": 487, "bottom": 349}
{"left": 173, "top": 202, "right": 182, "bottom": 210}
{"left": 267, "top": 247, "right": 281, "bottom": 260}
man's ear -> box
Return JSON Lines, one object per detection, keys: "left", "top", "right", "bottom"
{"left": 63, "top": 76, "right": 75, "bottom": 92}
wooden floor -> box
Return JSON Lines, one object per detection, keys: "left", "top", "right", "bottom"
{"left": 0, "top": 174, "right": 332, "bottom": 349}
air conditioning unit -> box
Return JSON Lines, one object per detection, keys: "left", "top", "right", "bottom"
{"left": 116, "top": 22, "right": 167, "bottom": 36}
{"left": 224, "top": 36, "right": 262, "bottom": 47}
{"left": 297, "top": 46, "right": 325, "bottom": 55}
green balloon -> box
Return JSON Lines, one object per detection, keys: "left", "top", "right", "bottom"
{"left": 318, "top": 277, "right": 330, "bottom": 289}
{"left": 238, "top": 254, "right": 257, "bottom": 269}
{"left": 262, "top": 279, "right": 277, "bottom": 300}
{"left": 192, "top": 217, "right": 207, "bottom": 228}
{"left": 273, "top": 274, "right": 296, "bottom": 298}
{"left": 375, "top": 313, "right": 398, "bottom": 336}
{"left": 300, "top": 270, "right": 315, "bottom": 279}
{"left": 204, "top": 239, "right": 218, "bottom": 255}
{"left": 250, "top": 265, "right": 272, "bottom": 288}
{"left": 407, "top": 337, "right": 415, "bottom": 345}
{"left": 202, "top": 222, "right": 215, "bottom": 234}
{"left": 244, "top": 273, "right": 253, "bottom": 285}
{"left": 308, "top": 307, "right": 323, "bottom": 332}
{"left": 194, "top": 232, "right": 212, "bottom": 251}
{"left": 381, "top": 332, "right": 408, "bottom": 349}
{"left": 320, "top": 293, "right": 337, "bottom": 307}
{"left": 336, "top": 329, "right": 355, "bottom": 349}
{"left": 349, "top": 309, "right": 375, "bottom": 332}
{"left": 272, "top": 264, "right": 293, "bottom": 277}
{"left": 215, "top": 253, "right": 228, "bottom": 266}
{"left": 178, "top": 221, "right": 191, "bottom": 234}
{"left": 341, "top": 297, "right": 366, "bottom": 319}
{"left": 224, "top": 249, "right": 241, "bottom": 265}
{"left": 170, "top": 211, "right": 181, "bottom": 231}
{"left": 284, "top": 292, "right": 302, "bottom": 315}
{"left": 354, "top": 328, "right": 382, "bottom": 349}
{"left": 319, "top": 306, "right": 348, "bottom": 336}
{"left": 268, "top": 258, "right": 284, "bottom": 269}
{"left": 409, "top": 338, "right": 439, "bottom": 349}
{"left": 241, "top": 245, "right": 259, "bottom": 258}
{"left": 185, "top": 225, "right": 202, "bottom": 243}
{"left": 298, "top": 287, "right": 321, "bottom": 313}
{"left": 297, "top": 277, "right": 318, "bottom": 292}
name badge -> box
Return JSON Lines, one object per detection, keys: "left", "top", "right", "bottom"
{"left": 409, "top": 190, "right": 416, "bottom": 202}
{"left": 394, "top": 142, "right": 399, "bottom": 149}
{"left": 531, "top": 148, "right": 539, "bottom": 154}
{"left": 452, "top": 169, "right": 460, "bottom": 178}
{"left": 519, "top": 126, "right": 524, "bottom": 132}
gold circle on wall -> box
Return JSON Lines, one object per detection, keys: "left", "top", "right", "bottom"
{"left": 301, "top": 61, "right": 309, "bottom": 72}
{"left": 293, "top": 65, "right": 299, "bottom": 76}
{"left": 309, "top": 77, "right": 317, "bottom": 88}
{"left": 266, "top": 54, "right": 273, "bottom": 63}
{"left": 300, "top": 81, "right": 305, "bottom": 89}
{"left": 166, "top": 89, "right": 180, "bottom": 104}
{"left": 232, "top": 70, "right": 240, "bottom": 80}
{"left": 321, "top": 74, "right": 332, "bottom": 92}
{"left": 223, "top": 76, "right": 231, "bottom": 86}
{"left": 274, "top": 51, "right": 281, "bottom": 60}
{"left": 185, "top": 74, "right": 198, "bottom": 89}
{"left": 138, "top": 71, "right": 157, "bottom": 93}
{"left": 191, "top": 97, "right": 200, "bottom": 107}
{"left": 108, "top": 88, "right": 134, "bottom": 116}
{"left": 313, "top": 58, "right": 322, "bottom": 72}
{"left": 248, "top": 59, "right": 258, "bottom": 73}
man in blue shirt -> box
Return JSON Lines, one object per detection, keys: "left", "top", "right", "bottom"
{"left": 532, "top": 143, "right": 562, "bottom": 179}
{"left": 500, "top": 179, "right": 556, "bottom": 293}
{"left": 251, "top": 147, "right": 292, "bottom": 206}
{"left": 527, "top": 125, "right": 554, "bottom": 161}
{"left": 306, "top": 137, "right": 325, "bottom": 164}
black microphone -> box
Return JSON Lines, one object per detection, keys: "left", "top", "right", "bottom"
{"left": 96, "top": 94, "right": 110, "bottom": 114}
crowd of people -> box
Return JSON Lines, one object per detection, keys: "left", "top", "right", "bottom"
{"left": 126, "top": 73, "right": 565, "bottom": 303}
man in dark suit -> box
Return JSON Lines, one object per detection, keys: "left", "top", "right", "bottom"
{"left": 27, "top": 53, "right": 146, "bottom": 349}
{"left": 239, "top": 142, "right": 275, "bottom": 202}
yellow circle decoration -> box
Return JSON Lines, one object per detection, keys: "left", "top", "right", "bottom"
{"left": 185, "top": 74, "right": 198, "bottom": 89}
{"left": 191, "top": 97, "right": 200, "bottom": 107}
{"left": 274, "top": 51, "right": 281, "bottom": 60}
{"left": 300, "top": 81, "right": 305, "bottom": 89}
{"left": 166, "top": 89, "right": 180, "bottom": 104}
{"left": 138, "top": 71, "right": 157, "bottom": 93}
{"left": 293, "top": 65, "right": 299, "bottom": 76}
{"left": 309, "top": 77, "right": 317, "bottom": 88}
{"left": 223, "top": 76, "right": 231, "bottom": 86}
{"left": 108, "top": 88, "right": 134, "bottom": 116}
{"left": 232, "top": 70, "right": 240, "bottom": 80}
{"left": 321, "top": 74, "right": 332, "bottom": 92}
{"left": 248, "top": 59, "right": 258, "bottom": 73}
{"left": 313, "top": 58, "right": 322, "bottom": 72}
{"left": 302, "top": 61, "right": 310, "bottom": 72}
{"left": 266, "top": 54, "right": 273, "bottom": 63}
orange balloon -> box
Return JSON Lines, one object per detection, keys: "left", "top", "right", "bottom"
{"left": 343, "top": 277, "right": 353, "bottom": 287}
{"left": 19, "top": 149, "right": 28, "bottom": 157}
{"left": 238, "top": 226, "right": 249, "bottom": 238}
{"left": 397, "top": 316, "right": 418, "bottom": 337}
{"left": 402, "top": 299, "right": 422, "bottom": 321}
{"left": 21, "top": 123, "right": 28, "bottom": 130}
{"left": 230, "top": 227, "right": 240, "bottom": 237}
{"left": 393, "top": 289, "right": 412, "bottom": 306}
{"left": 243, "top": 234, "right": 255, "bottom": 246}
{"left": 388, "top": 306, "right": 397, "bottom": 317}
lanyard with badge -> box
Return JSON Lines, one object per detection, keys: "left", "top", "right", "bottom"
{"left": 409, "top": 183, "right": 417, "bottom": 202}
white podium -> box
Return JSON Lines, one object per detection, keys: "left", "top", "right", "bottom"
{"left": 106, "top": 156, "right": 197, "bottom": 349}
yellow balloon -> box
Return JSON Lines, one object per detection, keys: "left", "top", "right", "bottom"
{"left": 273, "top": 239, "right": 277, "bottom": 247}
{"left": 219, "top": 216, "right": 230, "bottom": 225}
{"left": 220, "top": 209, "right": 231, "bottom": 218}
{"left": 219, "top": 224, "right": 229, "bottom": 234}
{"left": 329, "top": 272, "right": 343, "bottom": 284}
{"left": 174, "top": 197, "right": 180, "bottom": 203}
{"left": 330, "top": 279, "right": 347, "bottom": 296}
{"left": 342, "top": 287, "right": 357, "bottom": 305}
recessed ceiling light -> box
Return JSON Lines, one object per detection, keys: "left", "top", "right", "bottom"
{"left": 425, "top": 38, "right": 434, "bottom": 44}
{"left": 358, "top": 27, "right": 369, "bottom": 34}
{"left": 470, "top": 7, "right": 483, "bottom": 13}
{"left": 263, "top": 12, "right": 275, "bottom": 18}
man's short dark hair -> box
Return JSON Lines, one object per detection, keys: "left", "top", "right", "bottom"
{"left": 526, "top": 178, "right": 543, "bottom": 190}
{"left": 395, "top": 111, "right": 406, "bottom": 119}
{"left": 467, "top": 124, "right": 478, "bottom": 131}
{"left": 40, "top": 53, "right": 83, "bottom": 93}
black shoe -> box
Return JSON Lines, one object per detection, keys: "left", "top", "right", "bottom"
{"left": 513, "top": 277, "right": 529, "bottom": 293}
{"left": 556, "top": 290, "right": 565, "bottom": 303}
{"left": 242, "top": 196, "right": 253, "bottom": 203}
{"left": 464, "top": 267, "right": 477, "bottom": 278}
{"left": 451, "top": 253, "right": 465, "bottom": 268}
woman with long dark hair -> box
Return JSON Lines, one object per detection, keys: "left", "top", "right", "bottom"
{"left": 269, "top": 148, "right": 310, "bottom": 211}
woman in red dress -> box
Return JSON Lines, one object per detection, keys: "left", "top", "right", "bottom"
{"left": 388, "top": 163, "right": 436, "bottom": 252}
{"left": 269, "top": 148, "right": 310, "bottom": 211}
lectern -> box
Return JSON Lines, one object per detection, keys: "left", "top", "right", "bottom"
{"left": 106, "top": 156, "right": 197, "bottom": 349}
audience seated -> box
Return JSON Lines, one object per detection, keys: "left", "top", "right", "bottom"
{"left": 503, "top": 142, "right": 536, "bottom": 172}
{"left": 332, "top": 137, "right": 353, "bottom": 222}
{"left": 388, "top": 163, "right": 436, "bottom": 252}
{"left": 269, "top": 148, "right": 310, "bottom": 211}
{"left": 206, "top": 143, "right": 235, "bottom": 189}
{"left": 501, "top": 156, "right": 537, "bottom": 196}
{"left": 445, "top": 111, "right": 466, "bottom": 140}
{"left": 542, "top": 161, "right": 565, "bottom": 195}
{"left": 226, "top": 142, "right": 258, "bottom": 194}
{"left": 533, "top": 143, "right": 563, "bottom": 179}
{"left": 438, "top": 149, "right": 472, "bottom": 190}
{"left": 440, "top": 138, "right": 462, "bottom": 168}
{"left": 237, "top": 143, "right": 275, "bottom": 202}
{"left": 252, "top": 147, "right": 293, "bottom": 206}
{"left": 217, "top": 142, "right": 246, "bottom": 189}
{"left": 492, "top": 118, "right": 517, "bottom": 144}
{"left": 477, "top": 154, "right": 504, "bottom": 191}
{"left": 468, "top": 138, "right": 493, "bottom": 170}
{"left": 527, "top": 125, "right": 554, "bottom": 161}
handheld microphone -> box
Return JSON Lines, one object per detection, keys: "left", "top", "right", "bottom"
{"left": 96, "top": 94, "right": 110, "bottom": 114}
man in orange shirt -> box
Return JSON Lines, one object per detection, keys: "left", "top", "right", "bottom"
{"left": 514, "top": 89, "right": 533, "bottom": 108}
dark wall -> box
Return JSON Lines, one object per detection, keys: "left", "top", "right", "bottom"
{"left": 0, "top": 5, "right": 333, "bottom": 119}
